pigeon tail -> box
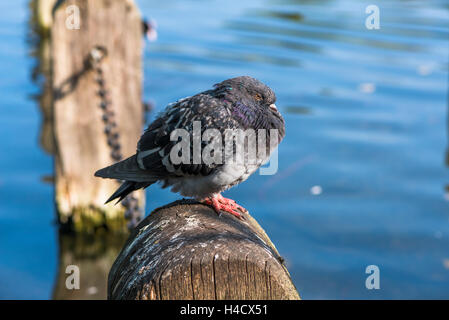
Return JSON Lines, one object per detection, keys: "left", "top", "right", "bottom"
{"left": 95, "top": 155, "right": 158, "bottom": 182}
{"left": 95, "top": 155, "right": 156, "bottom": 203}
{"left": 105, "top": 181, "right": 136, "bottom": 204}
{"left": 105, "top": 180, "right": 154, "bottom": 204}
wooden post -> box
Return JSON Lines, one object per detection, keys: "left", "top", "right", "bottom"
{"left": 34, "top": 0, "right": 57, "bottom": 35}
{"left": 52, "top": 232, "right": 127, "bottom": 299}
{"left": 51, "top": 0, "right": 144, "bottom": 233}
{"left": 29, "top": 0, "right": 56, "bottom": 155}
{"left": 108, "top": 200, "right": 300, "bottom": 300}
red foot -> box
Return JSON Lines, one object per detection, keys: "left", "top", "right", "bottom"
{"left": 201, "top": 194, "right": 247, "bottom": 220}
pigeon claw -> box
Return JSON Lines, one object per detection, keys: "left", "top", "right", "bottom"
{"left": 201, "top": 194, "right": 247, "bottom": 220}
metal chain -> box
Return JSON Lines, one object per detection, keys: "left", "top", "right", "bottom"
{"left": 89, "top": 46, "right": 142, "bottom": 230}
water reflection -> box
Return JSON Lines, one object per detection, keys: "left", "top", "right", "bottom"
{"left": 446, "top": 71, "right": 449, "bottom": 202}
{"left": 52, "top": 232, "right": 126, "bottom": 300}
{"left": 27, "top": 0, "right": 128, "bottom": 300}
{"left": 284, "top": 105, "right": 311, "bottom": 115}
{"left": 138, "top": 0, "right": 449, "bottom": 298}
{"left": 11, "top": 0, "right": 449, "bottom": 299}
{"left": 226, "top": 19, "right": 424, "bottom": 53}
{"left": 27, "top": 1, "right": 54, "bottom": 155}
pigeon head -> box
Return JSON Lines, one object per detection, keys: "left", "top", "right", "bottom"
{"left": 214, "top": 76, "right": 275, "bottom": 107}
{"left": 213, "top": 76, "right": 285, "bottom": 139}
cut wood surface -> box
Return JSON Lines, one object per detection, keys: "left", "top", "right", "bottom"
{"left": 108, "top": 200, "right": 300, "bottom": 300}
{"left": 51, "top": 0, "right": 144, "bottom": 232}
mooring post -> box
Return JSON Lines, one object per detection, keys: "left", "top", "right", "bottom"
{"left": 34, "top": 0, "right": 57, "bottom": 35}
{"left": 52, "top": 232, "right": 127, "bottom": 299}
{"left": 108, "top": 200, "right": 300, "bottom": 300}
{"left": 50, "top": 0, "right": 145, "bottom": 233}
{"left": 30, "top": 0, "right": 56, "bottom": 155}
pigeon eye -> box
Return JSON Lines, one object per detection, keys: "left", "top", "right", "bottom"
{"left": 253, "top": 93, "right": 263, "bottom": 101}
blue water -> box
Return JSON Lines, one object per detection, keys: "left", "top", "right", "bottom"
{"left": 0, "top": 0, "right": 448, "bottom": 299}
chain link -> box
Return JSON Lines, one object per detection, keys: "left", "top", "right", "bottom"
{"left": 89, "top": 46, "right": 142, "bottom": 230}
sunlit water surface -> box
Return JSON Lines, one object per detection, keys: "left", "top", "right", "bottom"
{"left": 0, "top": 0, "right": 448, "bottom": 299}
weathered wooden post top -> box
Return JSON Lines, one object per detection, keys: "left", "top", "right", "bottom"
{"left": 108, "top": 201, "right": 300, "bottom": 300}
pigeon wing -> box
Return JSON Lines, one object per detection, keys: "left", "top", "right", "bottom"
{"left": 137, "top": 93, "right": 238, "bottom": 177}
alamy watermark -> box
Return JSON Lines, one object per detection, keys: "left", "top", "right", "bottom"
{"left": 66, "top": 5, "right": 80, "bottom": 30}
{"left": 365, "top": 265, "right": 380, "bottom": 290}
{"left": 65, "top": 265, "right": 80, "bottom": 290}
{"left": 365, "top": 5, "right": 380, "bottom": 30}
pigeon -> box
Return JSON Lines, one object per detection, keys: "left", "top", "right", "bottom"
{"left": 95, "top": 76, "right": 285, "bottom": 219}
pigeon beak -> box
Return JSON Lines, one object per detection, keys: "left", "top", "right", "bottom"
{"left": 269, "top": 104, "right": 278, "bottom": 112}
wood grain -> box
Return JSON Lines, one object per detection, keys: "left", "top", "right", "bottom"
{"left": 51, "top": 0, "right": 144, "bottom": 232}
{"left": 108, "top": 200, "right": 300, "bottom": 300}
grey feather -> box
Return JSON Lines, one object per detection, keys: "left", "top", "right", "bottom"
{"left": 94, "top": 155, "right": 158, "bottom": 182}
{"left": 105, "top": 180, "right": 153, "bottom": 204}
